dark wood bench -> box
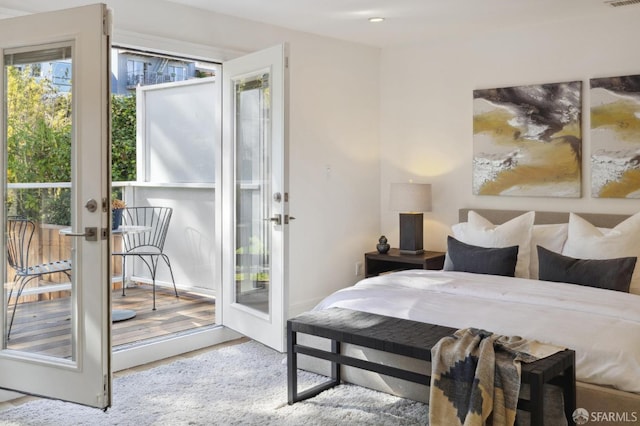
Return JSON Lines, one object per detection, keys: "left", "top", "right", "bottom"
{"left": 287, "top": 307, "right": 576, "bottom": 425}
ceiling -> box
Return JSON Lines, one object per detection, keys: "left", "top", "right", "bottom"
{"left": 164, "top": 0, "right": 634, "bottom": 48}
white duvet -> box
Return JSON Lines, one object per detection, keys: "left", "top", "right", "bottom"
{"left": 314, "top": 269, "right": 640, "bottom": 394}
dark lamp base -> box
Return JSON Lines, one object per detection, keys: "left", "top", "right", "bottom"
{"left": 399, "top": 213, "right": 424, "bottom": 254}
{"left": 399, "top": 248, "right": 424, "bottom": 255}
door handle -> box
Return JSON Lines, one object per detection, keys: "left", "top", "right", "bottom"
{"left": 85, "top": 199, "right": 98, "bottom": 213}
{"left": 265, "top": 214, "right": 282, "bottom": 225}
{"left": 63, "top": 227, "right": 98, "bottom": 241}
{"left": 265, "top": 214, "right": 296, "bottom": 225}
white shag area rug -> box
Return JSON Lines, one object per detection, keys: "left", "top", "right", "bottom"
{"left": 1, "top": 340, "right": 427, "bottom": 425}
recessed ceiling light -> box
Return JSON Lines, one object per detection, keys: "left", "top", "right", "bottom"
{"left": 368, "top": 17, "right": 385, "bottom": 23}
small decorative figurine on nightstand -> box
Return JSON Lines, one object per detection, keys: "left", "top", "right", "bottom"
{"left": 376, "top": 235, "right": 390, "bottom": 254}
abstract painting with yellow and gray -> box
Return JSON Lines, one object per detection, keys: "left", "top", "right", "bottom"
{"left": 590, "top": 74, "right": 640, "bottom": 198}
{"left": 473, "top": 81, "right": 581, "bottom": 197}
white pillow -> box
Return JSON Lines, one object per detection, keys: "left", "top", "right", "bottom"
{"left": 451, "top": 211, "right": 535, "bottom": 278}
{"left": 563, "top": 212, "right": 640, "bottom": 294}
{"left": 529, "top": 224, "right": 568, "bottom": 279}
{"left": 450, "top": 221, "right": 468, "bottom": 240}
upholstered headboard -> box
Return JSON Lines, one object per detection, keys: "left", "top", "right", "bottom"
{"left": 459, "top": 208, "right": 630, "bottom": 228}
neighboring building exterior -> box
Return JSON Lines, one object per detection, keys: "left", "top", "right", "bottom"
{"left": 13, "top": 60, "right": 72, "bottom": 93}
{"left": 17, "top": 47, "right": 217, "bottom": 95}
{"left": 111, "top": 48, "right": 216, "bottom": 94}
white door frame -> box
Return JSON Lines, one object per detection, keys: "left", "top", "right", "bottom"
{"left": 0, "top": 4, "right": 112, "bottom": 408}
{"left": 220, "top": 44, "right": 289, "bottom": 352}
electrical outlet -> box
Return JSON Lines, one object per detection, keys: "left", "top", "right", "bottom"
{"left": 355, "top": 261, "right": 363, "bottom": 276}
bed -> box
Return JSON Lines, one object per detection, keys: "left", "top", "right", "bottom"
{"left": 305, "top": 209, "right": 640, "bottom": 417}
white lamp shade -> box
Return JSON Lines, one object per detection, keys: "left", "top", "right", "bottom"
{"left": 390, "top": 183, "right": 432, "bottom": 213}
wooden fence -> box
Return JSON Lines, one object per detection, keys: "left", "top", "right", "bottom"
{"left": 6, "top": 223, "right": 123, "bottom": 304}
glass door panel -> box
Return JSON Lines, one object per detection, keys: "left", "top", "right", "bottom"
{"left": 235, "top": 72, "right": 271, "bottom": 315}
{"left": 222, "top": 44, "right": 288, "bottom": 351}
{"left": 4, "top": 44, "right": 74, "bottom": 359}
{"left": 0, "top": 4, "right": 111, "bottom": 408}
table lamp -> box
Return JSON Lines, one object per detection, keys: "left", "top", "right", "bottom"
{"left": 390, "top": 182, "right": 432, "bottom": 254}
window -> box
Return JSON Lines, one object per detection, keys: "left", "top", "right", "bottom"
{"left": 168, "top": 65, "right": 186, "bottom": 82}
{"left": 127, "top": 59, "right": 146, "bottom": 86}
{"left": 51, "top": 61, "right": 71, "bottom": 91}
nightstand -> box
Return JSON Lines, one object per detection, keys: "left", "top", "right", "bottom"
{"left": 364, "top": 248, "right": 446, "bottom": 278}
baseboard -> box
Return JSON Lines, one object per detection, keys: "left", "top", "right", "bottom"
{"left": 0, "top": 389, "right": 24, "bottom": 404}
{"left": 288, "top": 297, "right": 324, "bottom": 318}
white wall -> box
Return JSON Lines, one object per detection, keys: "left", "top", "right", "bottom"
{"left": 287, "top": 37, "right": 380, "bottom": 313}
{"left": 380, "top": 9, "right": 640, "bottom": 253}
{"left": 0, "top": 0, "right": 381, "bottom": 313}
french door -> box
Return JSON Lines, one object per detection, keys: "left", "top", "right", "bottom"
{"left": 0, "top": 4, "right": 111, "bottom": 408}
{"left": 221, "top": 44, "right": 289, "bottom": 352}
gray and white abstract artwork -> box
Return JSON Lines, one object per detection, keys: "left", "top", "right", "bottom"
{"left": 473, "top": 81, "right": 582, "bottom": 197}
{"left": 591, "top": 74, "right": 640, "bottom": 198}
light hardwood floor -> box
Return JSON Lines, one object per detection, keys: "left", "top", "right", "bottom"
{"left": 6, "top": 284, "right": 216, "bottom": 358}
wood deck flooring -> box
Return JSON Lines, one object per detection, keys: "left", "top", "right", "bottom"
{"left": 6, "top": 285, "right": 216, "bottom": 359}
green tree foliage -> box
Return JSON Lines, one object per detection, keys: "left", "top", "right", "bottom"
{"left": 6, "top": 65, "right": 72, "bottom": 223}
{"left": 111, "top": 94, "right": 137, "bottom": 183}
{"left": 6, "top": 66, "right": 137, "bottom": 224}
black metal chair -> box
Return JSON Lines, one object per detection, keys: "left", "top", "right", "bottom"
{"left": 6, "top": 218, "right": 72, "bottom": 339}
{"left": 113, "top": 206, "right": 178, "bottom": 310}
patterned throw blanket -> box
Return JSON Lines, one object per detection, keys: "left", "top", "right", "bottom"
{"left": 429, "top": 328, "right": 563, "bottom": 426}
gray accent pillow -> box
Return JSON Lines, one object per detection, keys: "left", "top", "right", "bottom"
{"left": 537, "top": 245, "right": 637, "bottom": 292}
{"left": 444, "top": 236, "right": 519, "bottom": 277}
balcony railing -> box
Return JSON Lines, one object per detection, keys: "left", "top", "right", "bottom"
{"left": 5, "top": 181, "right": 218, "bottom": 303}
{"left": 126, "top": 71, "right": 188, "bottom": 88}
